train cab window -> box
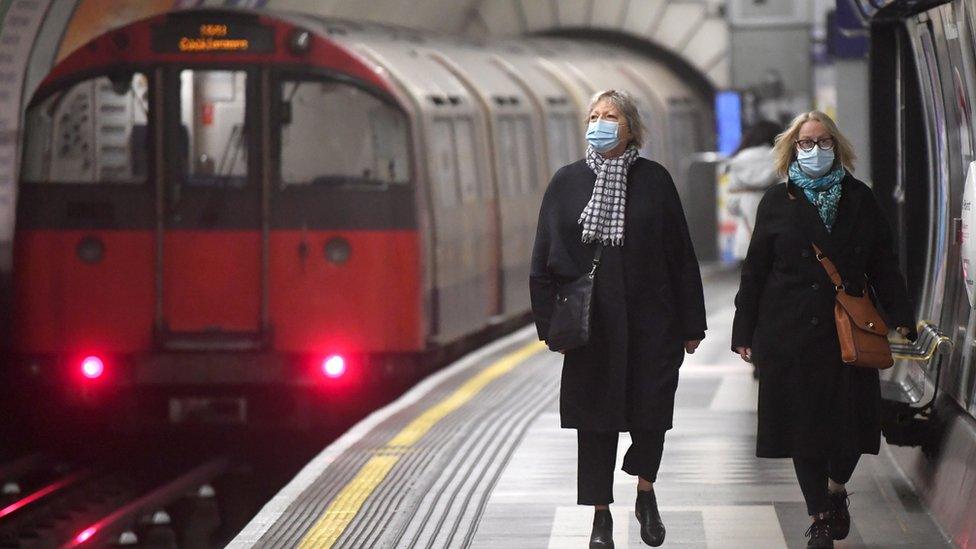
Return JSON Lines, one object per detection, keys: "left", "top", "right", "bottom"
{"left": 280, "top": 80, "right": 409, "bottom": 187}
{"left": 21, "top": 72, "right": 150, "bottom": 184}
{"left": 179, "top": 70, "right": 248, "bottom": 187}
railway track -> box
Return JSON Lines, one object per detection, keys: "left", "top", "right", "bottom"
{"left": 0, "top": 454, "right": 229, "bottom": 548}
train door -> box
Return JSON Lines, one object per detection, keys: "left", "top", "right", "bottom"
{"left": 929, "top": 7, "right": 973, "bottom": 405}
{"left": 948, "top": 0, "right": 976, "bottom": 412}
{"left": 159, "top": 68, "right": 263, "bottom": 344}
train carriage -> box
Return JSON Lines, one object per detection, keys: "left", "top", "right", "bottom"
{"left": 10, "top": 8, "right": 710, "bottom": 428}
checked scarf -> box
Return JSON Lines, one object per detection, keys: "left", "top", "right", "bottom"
{"left": 789, "top": 162, "right": 845, "bottom": 232}
{"left": 579, "top": 144, "right": 639, "bottom": 246}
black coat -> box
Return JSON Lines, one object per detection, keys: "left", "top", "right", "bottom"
{"left": 731, "top": 174, "right": 916, "bottom": 458}
{"left": 530, "top": 158, "right": 707, "bottom": 432}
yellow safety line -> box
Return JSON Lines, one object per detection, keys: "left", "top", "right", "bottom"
{"left": 297, "top": 340, "right": 546, "bottom": 548}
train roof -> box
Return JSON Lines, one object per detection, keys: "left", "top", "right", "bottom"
{"left": 33, "top": 7, "right": 707, "bottom": 117}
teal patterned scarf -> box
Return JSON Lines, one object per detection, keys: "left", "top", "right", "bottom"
{"left": 789, "top": 162, "right": 845, "bottom": 232}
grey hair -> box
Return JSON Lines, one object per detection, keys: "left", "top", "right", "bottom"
{"left": 585, "top": 89, "right": 645, "bottom": 149}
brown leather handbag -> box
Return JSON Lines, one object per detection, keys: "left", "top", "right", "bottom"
{"left": 813, "top": 244, "right": 894, "bottom": 369}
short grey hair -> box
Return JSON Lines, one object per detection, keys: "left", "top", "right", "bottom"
{"left": 585, "top": 89, "right": 645, "bottom": 149}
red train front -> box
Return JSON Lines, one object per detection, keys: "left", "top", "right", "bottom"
{"left": 12, "top": 10, "right": 426, "bottom": 428}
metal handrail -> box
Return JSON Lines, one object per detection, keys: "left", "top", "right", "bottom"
{"left": 890, "top": 326, "right": 952, "bottom": 362}
{"left": 886, "top": 321, "right": 951, "bottom": 411}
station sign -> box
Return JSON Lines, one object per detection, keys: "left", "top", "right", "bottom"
{"left": 152, "top": 16, "right": 275, "bottom": 54}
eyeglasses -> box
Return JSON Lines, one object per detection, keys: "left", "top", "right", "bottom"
{"left": 795, "top": 138, "right": 835, "bottom": 152}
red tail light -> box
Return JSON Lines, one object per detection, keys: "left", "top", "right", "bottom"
{"left": 321, "top": 355, "right": 346, "bottom": 378}
{"left": 80, "top": 356, "right": 104, "bottom": 380}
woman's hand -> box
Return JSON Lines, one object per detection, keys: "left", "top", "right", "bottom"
{"left": 735, "top": 346, "right": 752, "bottom": 363}
{"left": 684, "top": 340, "right": 701, "bottom": 354}
{"left": 896, "top": 326, "right": 911, "bottom": 338}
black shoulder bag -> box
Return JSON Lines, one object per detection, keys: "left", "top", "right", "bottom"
{"left": 545, "top": 244, "right": 603, "bottom": 352}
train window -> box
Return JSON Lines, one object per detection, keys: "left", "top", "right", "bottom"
{"left": 545, "top": 113, "right": 577, "bottom": 175}
{"left": 179, "top": 70, "right": 248, "bottom": 187}
{"left": 431, "top": 118, "right": 460, "bottom": 206}
{"left": 21, "top": 72, "right": 150, "bottom": 184}
{"left": 454, "top": 117, "right": 479, "bottom": 202}
{"left": 512, "top": 116, "right": 535, "bottom": 192}
{"left": 495, "top": 117, "right": 521, "bottom": 196}
{"left": 495, "top": 115, "right": 534, "bottom": 195}
{"left": 280, "top": 79, "right": 409, "bottom": 187}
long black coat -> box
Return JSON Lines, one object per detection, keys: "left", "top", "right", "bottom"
{"left": 530, "top": 158, "right": 707, "bottom": 432}
{"left": 731, "top": 174, "right": 916, "bottom": 458}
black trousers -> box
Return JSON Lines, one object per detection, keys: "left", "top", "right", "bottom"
{"left": 792, "top": 454, "right": 860, "bottom": 515}
{"left": 577, "top": 429, "right": 667, "bottom": 505}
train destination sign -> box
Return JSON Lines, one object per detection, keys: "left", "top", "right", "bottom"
{"left": 152, "top": 18, "right": 275, "bottom": 54}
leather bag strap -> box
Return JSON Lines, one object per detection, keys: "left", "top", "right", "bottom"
{"left": 812, "top": 243, "right": 845, "bottom": 291}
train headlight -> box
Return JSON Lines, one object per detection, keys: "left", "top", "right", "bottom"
{"left": 324, "top": 237, "right": 351, "bottom": 265}
{"left": 76, "top": 236, "right": 105, "bottom": 264}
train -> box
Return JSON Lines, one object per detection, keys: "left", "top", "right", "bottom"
{"left": 867, "top": 0, "right": 976, "bottom": 544}
{"left": 8, "top": 8, "right": 711, "bottom": 429}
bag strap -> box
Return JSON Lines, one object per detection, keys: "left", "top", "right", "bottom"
{"left": 589, "top": 243, "right": 604, "bottom": 276}
{"left": 811, "top": 243, "right": 845, "bottom": 291}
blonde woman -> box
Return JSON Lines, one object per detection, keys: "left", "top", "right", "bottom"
{"left": 731, "top": 111, "right": 916, "bottom": 548}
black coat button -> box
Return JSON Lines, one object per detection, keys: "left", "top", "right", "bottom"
{"left": 811, "top": 283, "right": 820, "bottom": 290}
{"left": 801, "top": 249, "right": 811, "bottom": 258}
{"left": 810, "top": 316, "right": 820, "bottom": 326}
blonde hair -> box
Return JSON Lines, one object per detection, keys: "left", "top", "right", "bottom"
{"left": 585, "top": 89, "right": 645, "bottom": 149}
{"left": 772, "top": 111, "right": 856, "bottom": 176}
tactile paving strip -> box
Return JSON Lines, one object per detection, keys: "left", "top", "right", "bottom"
{"left": 255, "top": 337, "right": 556, "bottom": 548}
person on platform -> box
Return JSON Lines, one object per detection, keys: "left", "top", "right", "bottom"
{"left": 530, "top": 89, "right": 707, "bottom": 548}
{"left": 731, "top": 110, "right": 916, "bottom": 548}
{"left": 727, "top": 120, "right": 782, "bottom": 261}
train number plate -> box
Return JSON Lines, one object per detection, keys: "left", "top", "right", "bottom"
{"left": 169, "top": 397, "right": 247, "bottom": 424}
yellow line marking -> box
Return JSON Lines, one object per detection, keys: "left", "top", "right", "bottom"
{"left": 297, "top": 340, "right": 546, "bottom": 548}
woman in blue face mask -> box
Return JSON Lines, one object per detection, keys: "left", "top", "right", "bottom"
{"left": 530, "top": 90, "right": 707, "bottom": 548}
{"left": 731, "top": 111, "right": 916, "bottom": 548}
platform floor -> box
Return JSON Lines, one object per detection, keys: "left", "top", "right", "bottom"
{"left": 230, "top": 268, "right": 952, "bottom": 548}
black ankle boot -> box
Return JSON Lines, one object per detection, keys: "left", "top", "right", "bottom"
{"left": 589, "top": 509, "right": 614, "bottom": 549}
{"left": 828, "top": 490, "right": 850, "bottom": 540}
{"left": 804, "top": 512, "right": 834, "bottom": 548}
{"left": 635, "top": 490, "right": 665, "bottom": 547}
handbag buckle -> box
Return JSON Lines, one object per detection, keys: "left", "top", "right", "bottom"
{"left": 816, "top": 252, "right": 826, "bottom": 262}
{"left": 835, "top": 283, "right": 845, "bottom": 291}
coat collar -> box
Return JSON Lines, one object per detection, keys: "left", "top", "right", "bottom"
{"left": 785, "top": 173, "right": 863, "bottom": 259}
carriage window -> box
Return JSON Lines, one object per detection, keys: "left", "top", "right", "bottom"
{"left": 496, "top": 118, "right": 520, "bottom": 196}
{"left": 545, "top": 113, "right": 578, "bottom": 175}
{"left": 454, "top": 118, "right": 479, "bottom": 202}
{"left": 511, "top": 116, "right": 535, "bottom": 192}
{"left": 21, "top": 72, "right": 150, "bottom": 184}
{"left": 431, "top": 119, "right": 459, "bottom": 206}
{"left": 180, "top": 70, "right": 248, "bottom": 187}
{"left": 280, "top": 80, "right": 409, "bottom": 187}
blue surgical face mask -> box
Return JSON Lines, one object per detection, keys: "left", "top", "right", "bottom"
{"left": 796, "top": 145, "right": 835, "bottom": 177}
{"left": 586, "top": 119, "right": 620, "bottom": 153}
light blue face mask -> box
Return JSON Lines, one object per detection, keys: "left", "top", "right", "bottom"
{"left": 796, "top": 145, "right": 835, "bottom": 177}
{"left": 586, "top": 119, "right": 620, "bottom": 153}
